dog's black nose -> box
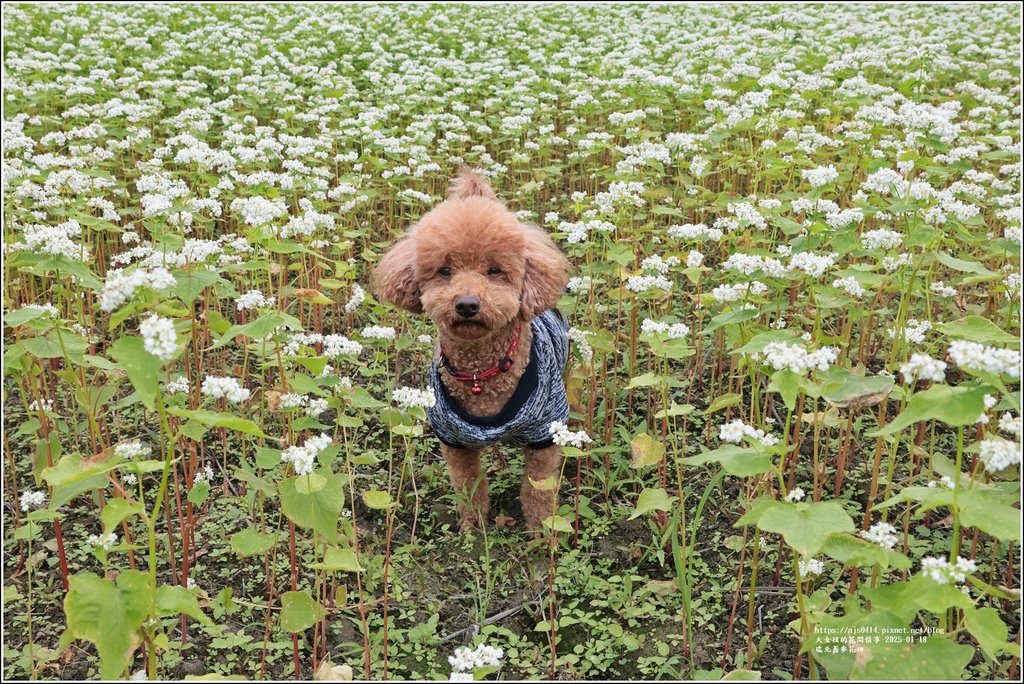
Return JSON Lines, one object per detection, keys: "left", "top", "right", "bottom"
{"left": 455, "top": 297, "right": 480, "bottom": 318}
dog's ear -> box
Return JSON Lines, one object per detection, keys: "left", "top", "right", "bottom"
{"left": 372, "top": 233, "right": 423, "bottom": 313}
{"left": 448, "top": 167, "right": 498, "bottom": 201}
{"left": 520, "top": 224, "right": 569, "bottom": 320}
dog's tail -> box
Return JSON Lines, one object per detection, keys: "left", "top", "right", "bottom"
{"left": 448, "top": 167, "right": 498, "bottom": 201}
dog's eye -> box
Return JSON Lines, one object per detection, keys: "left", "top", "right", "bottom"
{"left": 438, "top": 266, "right": 452, "bottom": 277}
{"left": 486, "top": 267, "right": 502, "bottom": 276}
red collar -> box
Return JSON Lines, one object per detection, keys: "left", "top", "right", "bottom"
{"left": 439, "top": 326, "right": 521, "bottom": 395}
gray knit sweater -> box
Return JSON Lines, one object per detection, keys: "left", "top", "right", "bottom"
{"left": 428, "top": 309, "right": 570, "bottom": 450}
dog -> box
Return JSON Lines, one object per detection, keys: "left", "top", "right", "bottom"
{"left": 372, "top": 169, "right": 570, "bottom": 533}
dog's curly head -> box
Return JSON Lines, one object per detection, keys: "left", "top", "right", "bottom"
{"left": 373, "top": 169, "right": 569, "bottom": 341}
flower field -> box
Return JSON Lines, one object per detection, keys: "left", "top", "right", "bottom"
{"left": 2, "top": 3, "right": 1022, "bottom": 681}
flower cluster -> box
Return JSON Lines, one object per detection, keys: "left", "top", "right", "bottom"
{"left": 860, "top": 521, "right": 899, "bottom": 550}
{"left": 899, "top": 353, "right": 947, "bottom": 384}
{"left": 759, "top": 341, "right": 838, "bottom": 374}
{"left": 550, "top": 421, "right": 593, "bottom": 448}
{"left": 280, "top": 434, "right": 332, "bottom": 477}
{"left": 392, "top": 387, "right": 436, "bottom": 410}
{"left": 448, "top": 643, "right": 504, "bottom": 677}
{"left": 719, "top": 419, "right": 779, "bottom": 446}
{"left": 948, "top": 341, "right": 1021, "bottom": 379}
{"left": 140, "top": 314, "right": 177, "bottom": 361}
{"left": 640, "top": 319, "right": 690, "bottom": 339}
{"left": 201, "top": 376, "right": 251, "bottom": 404}
{"left": 920, "top": 556, "right": 977, "bottom": 585}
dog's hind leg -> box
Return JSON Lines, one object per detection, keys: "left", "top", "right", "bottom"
{"left": 521, "top": 445, "right": 563, "bottom": 532}
{"left": 440, "top": 443, "right": 490, "bottom": 532}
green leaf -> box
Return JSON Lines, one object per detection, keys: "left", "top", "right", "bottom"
{"left": 166, "top": 407, "right": 265, "bottom": 438}
{"left": 683, "top": 445, "right": 774, "bottom": 477}
{"left": 629, "top": 432, "right": 665, "bottom": 469}
{"left": 702, "top": 393, "right": 742, "bottom": 415}
{"left": 310, "top": 546, "right": 363, "bottom": 573}
{"left": 110, "top": 336, "right": 162, "bottom": 410}
{"left": 542, "top": 515, "right": 573, "bottom": 533}
{"left": 230, "top": 528, "right": 278, "bottom": 558}
{"left": 629, "top": 487, "right": 675, "bottom": 519}
{"left": 812, "top": 609, "right": 974, "bottom": 680}
{"left": 935, "top": 251, "right": 997, "bottom": 278}
{"left": 156, "top": 585, "right": 212, "bottom": 625}
{"left": 211, "top": 313, "right": 290, "bottom": 349}
{"left": 964, "top": 605, "right": 1013, "bottom": 661}
{"left": 870, "top": 384, "right": 990, "bottom": 436}
{"left": 936, "top": 316, "right": 1020, "bottom": 348}
{"left": 279, "top": 590, "right": 323, "bottom": 633}
{"left": 757, "top": 501, "right": 854, "bottom": 556}
{"left": 768, "top": 369, "right": 803, "bottom": 411}
{"left": 279, "top": 469, "right": 344, "bottom": 543}
{"left": 65, "top": 571, "right": 152, "bottom": 679}
{"left": 821, "top": 371, "right": 894, "bottom": 410}
{"left": 703, "top": 307, "right": 760, "bottom": 334}
{"left": 187, "top": 482, "right": 211, "bottom": 506}
{"left": 100, "top": 498, "right": 145, "bottom": 535}
{"left": 173, "top": 269, "right": 222, "bottom": 305}
{"left": 42, "top": 453, "right": 121, "bottom": 508}
{"left": 819, "top": 533, "right": 911, "bottom": 571}
{"left": 362, "top": 490, "right": 393, "bottom": 509}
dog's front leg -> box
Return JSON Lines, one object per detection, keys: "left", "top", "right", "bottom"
{"left": 440, "top": 443, "right": 490, "bottom": 532}
{"left": 521, "top": 444, "right": 563, "bottom": 532}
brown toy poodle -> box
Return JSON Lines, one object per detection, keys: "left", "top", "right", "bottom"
{"left": 373, "top": 169, "right": 571, "bottom": 533}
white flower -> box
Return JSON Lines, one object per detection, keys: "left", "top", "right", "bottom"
{"left": 799, "top": 558, "right": 824, "bottom": 577}
{"left": 760, "top": 342, "right": 837, "bottom": 374}
{"left": 99, "top": 267, "right": 176, "bottom": 312}
{"left": 165, "top": 377, "right": 191, "bottom": 395}
{"left": 20, "top": 490, "right": 47, "bottom": 512}
{"left": 718, "top": 419, "right": 777, "bottom": 446}
{"left": 948, "top": 341, "right": 1021, "bottom": 379}
{"left": 281, "top": 434, "right": 332, "bottom": 476}
{"left": 861, "top": 229, "right": 903, "bottom": 251}
{"left": 87, "top": 532, "right": 118, "bottom": 550}
{"left": 201, "top": 376, "right": 251, "bottom": 404}
{"left": 860, "top": 521, "right": 899, "bottom": 550}
{"left": 929, "top": 281, "right": 957, "bottom": 298}
{"left": 361, "top": 325, "right": 396, "bottom": 341}
{"left": 686, "top": 250, "right": 704, "bottom": 268}
{"left": 998, "top": 413, "right": 1022, "bottom": 440}
{"left": 625, "top": 274, "right": 672, "bottom": 293}
{"left": 448, "top": 643, "right": 505, "bottom": 673}
{"left": 566, "top": 276, "right": 593, "bottom": 293}
{"left": 927, "top": 475, "right": 955, "bottom": 489}
{"left": 392, "top": 387, "right": 436, "bottom": 410}
{"left": 712, "top": 281, "right": 767, "bottom": 303}
{"left": 29, "top": 398, "right": 54, "bottom": 413}
{"left": 785, "top": 488, "right": 805, "bottom": 503}
{"left": 568, "top": 327, "right": 594, "bottom": 363}
{"left": 788, "top": 252, "right": 836, "bottom": 279}
{"left": 236, "top": 290, "right": 276, "bottom": 310}
{"left": 802, "top": 165, "right": 839, "bottom": 187}
{"left": 344, "top": 284, "right": 365, "bottom": 313}
{"left": 978, "top": 438, "right": 1021, "bottom": 472}
{"left": 140, "top": 315, "right": 177, "bottom": 361}
{"left": 550, "top": 421, "right": 593, "bottom": 448}
{"left": 921, "top": 556, "right": 976, "bottom": 585}
{"left": 899, "top": 354, "right": 947, "bottom": 383}
{"left": 114, "top": 440, "right": 152, "bottom": 460}
{"left": 192, "top": 465, "right": 214, "bottom": 485}
{"left": 322, "top": 334, "right": 362, "bottom": 358}
{"left": 641, "top": 319, "right": 690, "bottom": 339}
{"left": 305, "top": 398, "right": 329, "bottom": 418}
{"left": 831, "top": 276, "right": 865, "bottom": 298}
{"left": 889, "top": 319, "right": 931, "bottom": 345}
